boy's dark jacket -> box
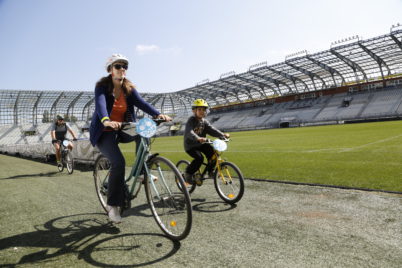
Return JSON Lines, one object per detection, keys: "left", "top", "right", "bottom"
{"left": 184, "top": 116, "right": 225, "bottom": 151}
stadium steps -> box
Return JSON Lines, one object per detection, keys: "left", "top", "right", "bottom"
{"left": 312, "top": 95, "right": 334, "bottom": 120}
{"left": 390, "top": 89, "right": 402, "bottom": 114}
{"left": 355, "top": 92, "right": 375, "bottom": 118}
{"left": 0, "top": 126, "right": 21, "bottom": 145}
{"left": 38, "top": 123, "right": 53, "bottom": 143}
{"left": 359, "top": 88, "right": 402, "bottom": 117}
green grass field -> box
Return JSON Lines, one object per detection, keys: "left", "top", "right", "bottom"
{"left": 121, "top": 120, "right": 402, "bottom": 192}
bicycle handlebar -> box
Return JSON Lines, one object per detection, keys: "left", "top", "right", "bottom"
{"left": 106, "top": 118, "right": 168, "bottom": 131}
{"left": 53, "top": 138, "right": 78, "bottom": 142}
{"left": 204, "top": 138, "right": 230, "bottom": 144}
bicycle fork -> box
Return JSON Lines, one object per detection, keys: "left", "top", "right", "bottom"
{"left": 216, "top": 159, "right": 233, "bottom": 185}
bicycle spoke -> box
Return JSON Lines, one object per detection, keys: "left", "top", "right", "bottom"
{"left": 145, "top": 156, "right": 192, "bottom": 240}
{"left": 94, "top": 156, "right": 111, "bottom": 212}
{"left": 214, "top": 162, "right": 244, "bottom": 204}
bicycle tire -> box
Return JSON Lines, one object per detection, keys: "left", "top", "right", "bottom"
{"left": 176, "top": 160, "right": 196, "bottom": 193}
{"left": 57, "top": 162, "right": 64, "bottom": 172}
{"left": 214, "top": 161, "right": 244, "bottom": 204}
{"left": 94, "top": 155, "right": 135, "bottom": 216}
{"left": 66, "top": 151, "right": 74, "bottom": 174}
{"left": 145, "top": 156, "right": 192, "bottom": 240}
{"left": 93, "top": 155, "right": 110, "bottom": 213}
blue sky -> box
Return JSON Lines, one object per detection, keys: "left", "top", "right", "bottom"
{"left": 0, "top": 0, "right": 401, "bottom": 93}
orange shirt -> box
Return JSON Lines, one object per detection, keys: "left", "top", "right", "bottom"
{"left": 110, "top": 93, "right": 127, "bottom": 122}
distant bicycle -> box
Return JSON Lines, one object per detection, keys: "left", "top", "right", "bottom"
{"left": 93, "top": 118, "right": 192, "bottom": 241}
{"left": 176, "top": 139, "right": 244, "bottom": 204}
{"left": 57, "top": 139, "right": 75, "bottom": 174}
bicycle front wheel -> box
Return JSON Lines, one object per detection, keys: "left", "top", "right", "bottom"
{"left": 94, "top": 155, "right": 111, "bottom": 213}
{"left": 214, "top": 161, "right": 244, "bottom": 204}
{"left": 66, "top": 151, "right": 74, "bottom": 174}
{"left": 57, "top": 162, "right": 64, "bottom": 172}
{"left": 145, "top": 156, "right": 192, "bottom": 240}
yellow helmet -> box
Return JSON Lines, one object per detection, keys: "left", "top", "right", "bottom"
{"left": 192, "top": 99, "right": 209, "bottom": 109}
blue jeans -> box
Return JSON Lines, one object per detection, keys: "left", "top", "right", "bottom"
{"left": 96, "top": 131, "right": 139, "bottom": 207}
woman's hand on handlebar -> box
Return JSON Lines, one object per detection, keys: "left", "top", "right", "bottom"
{"left": 103, "top": 121, "right": 121, "bottom": 130}
{"left": 156, "top": 114, "right": 172, "bottom": 122}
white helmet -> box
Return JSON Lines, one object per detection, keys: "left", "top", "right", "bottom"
{"left": 105, "top": 54, "right": 129, "bottom": 72}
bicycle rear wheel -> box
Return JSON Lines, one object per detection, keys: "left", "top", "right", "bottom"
{"left": 176, "top": 160, "right": 196, "bottom": 193}
{"left": 65, "top": 151, "right": 74, "bottom": 174}
{"left": 145, "top": 156, "right": 192, "bottom": 240}
{"left": 94, "top": 155, "right": 111, "bottom": 213}
{"left": 214, "top": 161, "right": 244, "bottom": 204}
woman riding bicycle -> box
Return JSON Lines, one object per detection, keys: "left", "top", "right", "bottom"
{"left": 89, "top": 53, "right": 171, "bottom": 223}
{"left": 183, "top": 99, "right": 230, "bottom": 185}
{"left": 51, "top": 114, "right": 77, "bottom": 169}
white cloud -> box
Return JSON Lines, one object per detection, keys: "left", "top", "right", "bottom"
{"left": 135, "top": 44, "right": 160, "bottom": 55}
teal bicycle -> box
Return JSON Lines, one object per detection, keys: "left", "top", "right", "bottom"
{"left": 93, "top": 118, "right": 192, "bottom": 240}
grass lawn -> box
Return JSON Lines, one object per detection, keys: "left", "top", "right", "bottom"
{"left": 121, "top": 120, "right": 402, "bottom": 192}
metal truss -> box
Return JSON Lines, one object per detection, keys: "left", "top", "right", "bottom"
{"left": 164, "top": 29, "right": 402, "bottom": 111}
{"left": 1, "top": 30, "right": 402, "bottom": 124}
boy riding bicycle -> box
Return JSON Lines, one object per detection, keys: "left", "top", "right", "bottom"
{"left": 183, "top": 99, "right": 230, "bottom": 185}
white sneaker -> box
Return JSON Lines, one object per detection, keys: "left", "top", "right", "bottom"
{"left": 106, "top": 205, "right": 122, "bottom": 223}
{"left": 150, "top": 174, "right": 158, "bottom": 182}
{"left": 138, "top": 174, "right": 158, "bottom": 183}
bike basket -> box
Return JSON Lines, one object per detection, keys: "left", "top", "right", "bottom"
{"left": 213, "top": 139, "right": 227, "bottom": 152}
{"left": 136, "top": 118, "right": 157, "bottom": 138}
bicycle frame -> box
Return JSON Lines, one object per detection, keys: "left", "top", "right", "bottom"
{"left": 60, "top": 140, "right": 69, "bottom": 156}
{"left": 199, "top": 148, "right": 227, "bottom": 181}
{"left": 122, "top": 136, "right": 170, "bottom": 200}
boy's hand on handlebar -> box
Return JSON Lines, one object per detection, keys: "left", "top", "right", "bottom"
{"left": 198, "top": 137, "right": 207, "bottom": 143}
{"left": 103, "top": 121, "right": 121, "bottom": 130}
{"left": 157, "top": 114, "right": 172, "bottom": 122}
{"left": 224, "top": 133, "right": 230, "bottom": 139}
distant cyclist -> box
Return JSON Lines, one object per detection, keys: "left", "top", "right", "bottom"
{"left": 183, "top": 99, "right": 230, "bottom": 185}
{"left": 51, "top": 114, "right": 77, "bottom": 168}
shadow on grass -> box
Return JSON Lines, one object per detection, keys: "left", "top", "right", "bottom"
{"left": 0, "top": 153, "right": 95, "bottom": 173}
{"left": 192, "top": 200, "right": 237, "bottom": 213}
{"left": 0, "top": 171, "right": 60, "bottom": 180}
{"left": 0, "top": 213, "right": 180, "bottom": 267}
{"left": 123, "top": 203, "right": 154, "bottom": 218}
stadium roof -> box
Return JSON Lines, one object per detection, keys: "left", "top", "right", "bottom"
{"left": 176, "top": 28, "right": 402, "bottom": 108}
{"left": 1, "top": 28, "right": 402, "bottom": 125}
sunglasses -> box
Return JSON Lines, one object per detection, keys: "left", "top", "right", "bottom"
{"left": 113, "top": 64, "right": 128, "bottom": 70}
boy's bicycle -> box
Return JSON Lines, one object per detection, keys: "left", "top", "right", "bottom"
{"left": 176, "top": 139, "right": 244, "bottom": 204}
{"left": 93, "top": 118, "right": 192, "bottom": 241}
{"left": 57, "top": 139, "right": 75, "bottom": 174}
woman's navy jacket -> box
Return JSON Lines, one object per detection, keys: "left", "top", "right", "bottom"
{"left": 89, "top": 86, "right": 160, "bottom": 146}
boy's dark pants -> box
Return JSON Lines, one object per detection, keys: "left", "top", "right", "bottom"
{"left": 185, "top": 143, "right": 215, "bottom": 174}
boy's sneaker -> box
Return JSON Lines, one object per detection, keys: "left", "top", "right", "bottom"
{"left": 183, "top": 173, "right": 194, "bottom": 185}
{"left": 106, "top": 205, "right": 122, "bottom": 224}
{"left": 57, "top": 162, "right": 63, "bottom": 169}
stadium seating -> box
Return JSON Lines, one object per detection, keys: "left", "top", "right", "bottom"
{"left": 204, "top": 85, "right": 402, "bottom": 131}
